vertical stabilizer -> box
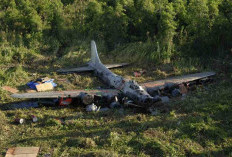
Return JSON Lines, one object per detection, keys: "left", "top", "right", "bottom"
{"left": 91, "top": 40, "right": 101, "bottom": 65}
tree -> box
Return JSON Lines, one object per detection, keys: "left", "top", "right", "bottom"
{"left": 157, "top": 2, "right": 177, "bottom": 61}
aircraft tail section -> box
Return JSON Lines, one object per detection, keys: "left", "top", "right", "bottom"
{"left": 91, "top": 40, "right": 101, "bottom": 65}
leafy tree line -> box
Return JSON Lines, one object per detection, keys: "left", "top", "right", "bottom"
{"left": 0, "top": 0, "right": 232, "bottom": 62}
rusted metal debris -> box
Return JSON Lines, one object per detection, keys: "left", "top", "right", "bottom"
{"left": 2, "top": 86, "right": 19, "bottom": 93}
{"left": 5, "top": 147, "right": 40, "bottom": 157}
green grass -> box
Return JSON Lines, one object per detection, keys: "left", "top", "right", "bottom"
{"left": 0, "top": 44, "right": 232, "bottom": 156}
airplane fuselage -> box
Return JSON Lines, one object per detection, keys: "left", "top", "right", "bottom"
{"left": 88, "top": 61, "right": 154, "bottom": 105}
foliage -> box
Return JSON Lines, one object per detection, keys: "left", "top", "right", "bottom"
{"left": 0, "top": 0, "right": 232, "bottom": 62}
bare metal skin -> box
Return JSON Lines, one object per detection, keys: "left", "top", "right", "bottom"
{"left": 88, "top": 41, "right": 155, "bottom": 105}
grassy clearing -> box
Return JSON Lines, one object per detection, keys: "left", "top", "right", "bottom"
{"left": 0, "top": 44, "right": 232, "bottom": 156}
{"left": 1, "top": 81, "right": 232, "bottom": 156}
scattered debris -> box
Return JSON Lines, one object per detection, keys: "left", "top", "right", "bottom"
{"left": 79, "top": 93, "right": 94, "bottom": 105}
{"left": 86, "top": 103, "right": 100, "bottom": 112}
{"left": 160, "top": 96, "right": 169, "bottom": 103}
{"left": 171, "top": 88, "right": 181, "bottom": 97}
{"left": 2, "top": 86, "right": 19, "bottom": 93}
{"left": 5, "top": 147, "right": 40, "bottom": 157}
{"left": 27, "top": 77, "right": 57, "bottom": 92}
{"left": 153, "top": 95, "right": 161, "bottom": 102}
{"left": 133, "top": 70, "right": 146, "bottom": 77}
{"left": 35, "top": 82, "right": 54, "bottom": 92}
{"left": 31, "top": 115, "right": 38, "bottom": 123}
{"left": 110, "top": 101, "right": 121, "bottom": 108}
{"left": 39, "top": 77, "right": 51, "bottom": 82}
{"left": 99, "top": 107, "right": 110, "bottom": 112}
{"left": 179, "top": 84, "right": 188, "bottom": 95}
{"left": 123, "top": 98, "right": 134, "bottom": 106}
{"left": 15, "top": 118, "right": 24, "bottom": 124}
{"left": 123, "top": 99, "right": 143, "bottom": 108}
{"left": 58, "top": 97, "right": 72, "bottom": 106}
{"left": 109, "top": 96, "right": 121, "bottom": 108}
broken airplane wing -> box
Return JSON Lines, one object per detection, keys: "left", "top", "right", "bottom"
{"left": 142, "top": 71, "right": 216, "bottom": 90}
{"left": 11, "top": 72, "right": 215, "bottom": 99}
{"left": 57, "top": 66, "right": 94, "bottom": 73}
{"left": 11, "top": 89, "right": 119, "bottom": 99}
{"left": 57, "top": 63, "right": 129, "bottom": 73}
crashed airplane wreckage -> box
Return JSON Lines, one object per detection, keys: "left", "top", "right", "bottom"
{"left": 12, "top": 41, "right": 216, "bottom": 108}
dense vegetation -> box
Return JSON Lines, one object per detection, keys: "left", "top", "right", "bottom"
{"left": 0, "top": 0, "right": 232, "bottom": 63}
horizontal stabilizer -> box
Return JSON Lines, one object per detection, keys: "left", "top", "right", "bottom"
{"left": 142, "top": 71, "right": 216, "bottom": 90}
{"left": 11, "top": 89, "right": 119, "bottom": 99}
{"left": 105, "top": 63, "right": 129, "bottom": 69}
{"left": 57, "top": 66, "right": 94, "bottom": 73}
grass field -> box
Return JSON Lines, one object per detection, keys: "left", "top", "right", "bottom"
{"left": 0, "top": 46, "right": 232, "bottom": 156}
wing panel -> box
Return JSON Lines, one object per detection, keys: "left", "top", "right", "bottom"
{"left": 11, "top": 89, "right": 119, "bottom": 99}
{"left": 142, "top": 72, "right": 216, "bottom": 89}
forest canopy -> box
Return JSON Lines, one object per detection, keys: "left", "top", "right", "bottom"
{"left": 0, "top": 0, "right": 232, "bottom": 62}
